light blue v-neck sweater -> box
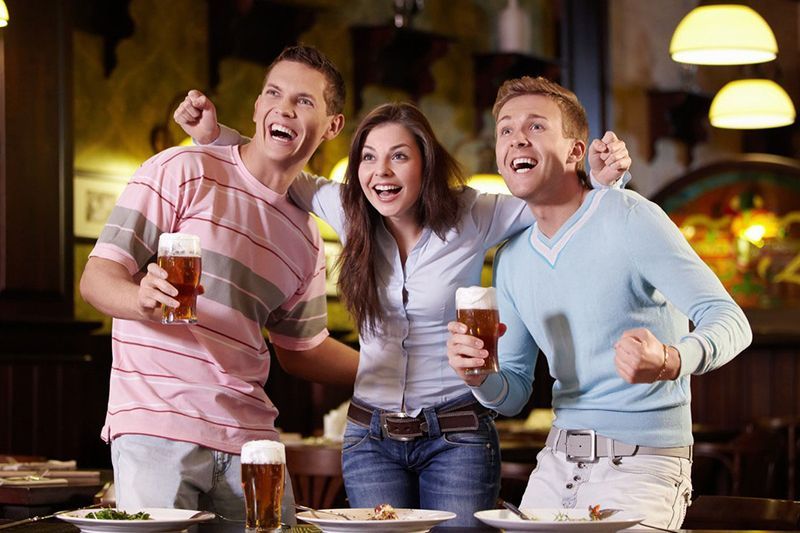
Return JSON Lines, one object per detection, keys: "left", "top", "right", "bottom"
{"left": 473, "top": 188, "right": 752, "bottom": 448}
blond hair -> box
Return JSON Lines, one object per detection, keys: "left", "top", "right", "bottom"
{"left": 493, "top": 76, "right": 589, "bottom": 181}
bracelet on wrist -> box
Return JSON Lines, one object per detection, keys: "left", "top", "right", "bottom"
{"left": 656, "top": 343, "right": 670, "bottom": 381}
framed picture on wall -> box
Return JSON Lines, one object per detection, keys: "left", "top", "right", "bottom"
{"left": 74, "top": 172, "right": 128, "bottom": 239}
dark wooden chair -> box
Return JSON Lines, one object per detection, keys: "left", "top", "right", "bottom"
{"left": 692, "top": 423, "right": 782, "bottom": 497}
{"left": 683, "top": 495, "right": 800, "bottom": 530}
{"left": 499, "top": 461, "right": 534, "bottom": 506}
{"left": 285, "top": 444, "right": 346, "bottom": 509}
{"left": 754, "top": 416, "right": 799, "bottom": 500}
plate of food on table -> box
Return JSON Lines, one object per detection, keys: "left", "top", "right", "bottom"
{"left": 296, "top": 503, "right": 456, "bottom": 532}
{"left": 474, "top": 505, "right": 644, "bottom": 532}
{"left": 56, "top": 507, "right": 215, "bottom": 532}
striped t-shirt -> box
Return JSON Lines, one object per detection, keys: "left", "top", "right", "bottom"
{"left": 90, "top": 145, "right": 329, "bottom": 453}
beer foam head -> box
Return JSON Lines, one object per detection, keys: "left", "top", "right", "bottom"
{"left": 241, "top": 440, "right": 285, "bottom": 464}
{"left": 158, "top": 233, "right": 201, "bottom": 257}
{"left": 455, "top": 286, "right": 497, "bottom": 310}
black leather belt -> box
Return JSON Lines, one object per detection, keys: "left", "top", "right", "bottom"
{"left": 347, "top": 400, "right": 492, "bottom": 441}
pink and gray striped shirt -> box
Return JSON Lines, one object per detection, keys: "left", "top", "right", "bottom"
{"left": 90, "top": 145, "right": 329, "bottom": 453}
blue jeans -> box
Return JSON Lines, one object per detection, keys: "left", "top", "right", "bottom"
{"left": 341, "top": 395, "right": 500, "bottom": 527}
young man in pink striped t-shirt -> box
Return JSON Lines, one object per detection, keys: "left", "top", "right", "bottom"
{"left": 80, "top": 46, "right": 358, "bottom": 521}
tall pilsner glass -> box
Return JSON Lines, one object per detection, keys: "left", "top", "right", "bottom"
{"left": 241, "top": 440, "right": 285, "bottom": 532}
{"left": 157, "top": 233, "right": 201, "bottom": 324}
{"left": 455, "top": 286, "right": 500, "bottom": 376}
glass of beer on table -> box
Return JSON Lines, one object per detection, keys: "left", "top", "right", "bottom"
{"left": 241, "top": 440, "right": 285, "bottom": 532}
{"left": 455, "top": 286, "right": 500, "bottom": 376}
{"left": 157, "top": 232, "right": 201, "bottom": 324}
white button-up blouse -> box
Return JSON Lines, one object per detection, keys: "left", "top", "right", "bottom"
{"left": 291, "top": 173, "right": 532, "bottom": 414}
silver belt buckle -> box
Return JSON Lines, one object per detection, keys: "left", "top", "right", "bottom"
{"left": 380, "top": 411, "right": 415, "bottom": 441}
{"left": 565, "top": 429, "right": 597, "bottom": 463}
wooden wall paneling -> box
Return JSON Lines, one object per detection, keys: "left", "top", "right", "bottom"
{"left": 748, "top": 348, "right": 773, "bottom": 420}
{"left": 0, "top": 0, "right": 73, "bottom": 319}
{"left": 0, "top": 366, "right": 9, "bottom": 453}
{"left": 772, "top": 350, "right": 796, "bottom": 417}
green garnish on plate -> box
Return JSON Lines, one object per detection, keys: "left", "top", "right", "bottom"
{"left": 84, "top": 509, "right": 152, "bottom": 520}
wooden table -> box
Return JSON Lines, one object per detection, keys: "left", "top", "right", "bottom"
{"left": 0, "top": 476, "right": 108, "bottom": 520}
{"left": 1, "top": 518, "right": 799, "bottom": 532}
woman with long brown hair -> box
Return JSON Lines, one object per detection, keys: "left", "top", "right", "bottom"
{"left": 176, "top": 97, "right": 630, "bottom": 525}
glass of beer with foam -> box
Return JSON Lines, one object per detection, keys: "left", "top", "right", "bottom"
{"left": 241, "top": 440, "right": 285, "bottom": 532}
{"left": 455, "top": 286, "right": 500, "bottom": 376}
{"left": 157, "top": 233, "right": 201, "bottom": 324}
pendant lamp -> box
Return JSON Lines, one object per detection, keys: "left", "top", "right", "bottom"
{"left": 709, "top": 79, "right": 796, "bottom": 129}
{"left": 670, "top": 5, "right": 777, "bottom": 65}
{"left": 0, "top": 1, "right": 9, "bottom": 28}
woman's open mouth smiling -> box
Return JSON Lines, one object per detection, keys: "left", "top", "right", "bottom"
{"left": 374, "top": 183, "right": 403, "bottom": 200}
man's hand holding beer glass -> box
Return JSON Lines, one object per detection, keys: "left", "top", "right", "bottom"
{"left": 136, "top": 233, "right": 203, "bottom": 323}
{"left": 448, "top": 287, "right": 506, "bottom": 386}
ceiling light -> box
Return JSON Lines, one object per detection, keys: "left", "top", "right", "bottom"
{"left": 709, "top": 79, "right": 796, "bottom": 129}
{"left": 670, "top": 5, "right": 777, "bottom": 65}
{"left": 0, "top": 1, "right": 9, "bottom": 28}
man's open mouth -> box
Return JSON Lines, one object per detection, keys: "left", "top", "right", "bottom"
{"left": 511, "top": 157, "right": 537, "bottom": 173}
{"left": 269, "top": 123, "right": 297, "bottom": 141}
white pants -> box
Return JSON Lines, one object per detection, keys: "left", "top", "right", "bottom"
{"left": 520, "top": 446, "right": 692, "bottom": 529}
{"left": 111, "top": 434, "right": 296, "bottom": 524}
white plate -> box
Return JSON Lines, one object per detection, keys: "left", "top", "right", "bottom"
{"left": 474, "top": 508, "right": 644, "bottom": 532}
{"left": 296, "top": 508, "right": 456, "bottom": 532}
{"left": 57, "top": 508, "right": 215, "bottom": 532}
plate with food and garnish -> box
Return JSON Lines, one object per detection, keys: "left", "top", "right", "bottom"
{"left": 57, "top": 507, "right": 215, "bottom": 532}
{"left": 296, "top": 503, "right": 456, "bottom": 532}
{"left": 474, "top": 505, "right": 644, "bottom": 532}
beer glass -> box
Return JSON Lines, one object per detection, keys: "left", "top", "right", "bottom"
{"left": 241, "top": 440, "right": 285, "bottom": 532}
{"left": 455, "top": 286, "right": 500, "bottom": 376}
{"left": 157, "top": 233, "right": 202, "bottom": 324}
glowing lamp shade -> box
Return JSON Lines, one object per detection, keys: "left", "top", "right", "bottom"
{"left": 670, "top": 5, "right": 777, "bottom": 65}
{"left": 0, "top": 1, "right": 8, "bottom": 28}
{"left": 709, "top": 79, "right": 796, "bottom": 129}
{"left": 467, "top": 174, "right": 511, "bottom": 195}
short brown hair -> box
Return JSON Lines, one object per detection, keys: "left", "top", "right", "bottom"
{"left": 265, "top": 45, "right": 345, "bottom": 116}
{"left": 493, "top": 76, "right": 589, "bottom": 181}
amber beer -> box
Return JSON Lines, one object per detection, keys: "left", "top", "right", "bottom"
{"left": 455, "top": 286, "right": 500, "bottom": 376}
{"left": 241, "top": 440, "right": 285, "bottom": 532}
{"left": 157, "top": 233, "right": 201, "bottom": 324}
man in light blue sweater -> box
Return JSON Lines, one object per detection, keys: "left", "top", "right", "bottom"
{"left": 447, "top": 77, "right": 752, "bottom": 528}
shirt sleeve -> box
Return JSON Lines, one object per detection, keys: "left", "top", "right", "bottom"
{"left": 207, "top": 124, "right": 250, "bottom": 146}
{"left": 288, "top": 172, "right": 347, "bottom": 237}
{"left": 266, "top": 231, "right": 330, "bottom": 351}
{"left": 88, "top": 153, "right": 180, "bottom": 275}
{"left": 590, "top": 169, "right": 632, "bottom": 189}
{"left": 468, "top": 189, "right": 535, "bottom": 248}
{"left": 470, "top": 243, "right": 540, "bottom": 416}
{"left": 626, "top": 198, "right": 753, "bottom": 377}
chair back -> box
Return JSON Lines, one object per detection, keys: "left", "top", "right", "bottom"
{"left": 499, "top": 461, "right": 534, "bottom": 507}
{"left": 285, "top": 444, "right": 345, "bottom": 509}
{"left": 683, "top": 495, "right": 800, "bottom": 530}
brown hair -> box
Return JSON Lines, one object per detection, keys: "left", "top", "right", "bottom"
{"left": 337, "top": 102, "right": 465, "bottom": 333}
{"left": 265, "top": 45, "right": 345, "bottom": 116}
{"left": 493, "top": 76, "right": 589, "bottom": 186}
